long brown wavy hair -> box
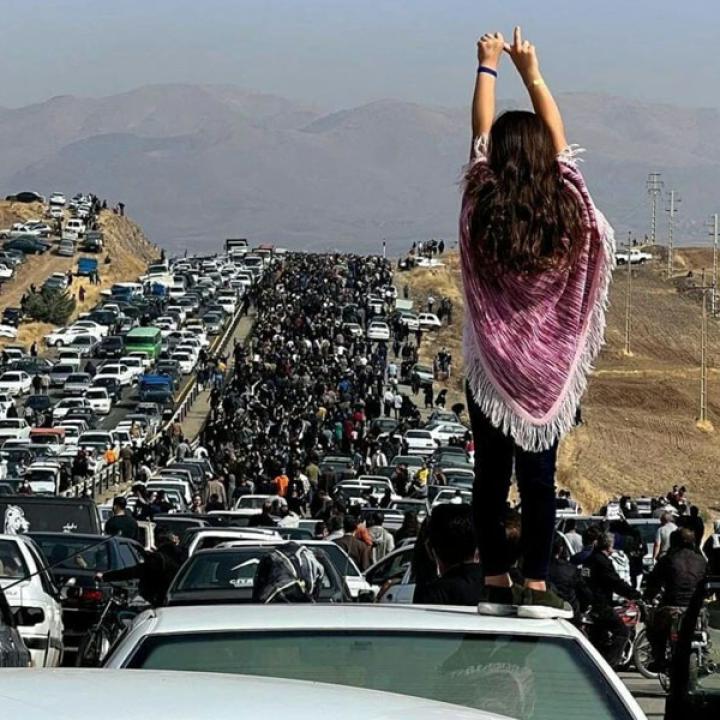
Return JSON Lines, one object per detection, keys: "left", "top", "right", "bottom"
{"left": 464, "top": 110, "right": 587, "bottom": 275}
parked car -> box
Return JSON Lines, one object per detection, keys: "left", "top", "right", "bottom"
{"left": 0, "top": 669, "right": 499, "bottom": 720}
{"left": 0, "top": 419, "right": 31, "bottom": 441}
{"left": 57, "top": 238, "right": 75, "bottom": 257}
{"left": 0, "top": 534, "right": 65, "bottom": 667}
{"left": 366, "top": 321, "right": 390, "bottom": 341}
{"left": 0, "top": 371, "right": 31, "bottom": 397}
{"left": 94, "top": 363, "right": 134, "bottom": 387}
{"left": 28, "top": 532, "right": 144, "bottom": 657}
{"left": 102, "top": 605, "right": 647, "bottom": 719}
{"left": 3, "top": 236, "right": 50, "bottom": 254}
{"left": 402, "top": 429, "right": 437, "bottom": 454}
{"left": 84, "top": 387, "right": 111, "bottom": 415}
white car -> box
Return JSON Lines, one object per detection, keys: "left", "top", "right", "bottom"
{"left": 48, "top": 205, "right": 64, "bottom": 219}
{"left": 119, "top": 356, "right": 145, "bottom": 380}
{"left": 56, "top": 349, "right": 84, "bottom": 370}
{"left": 49, "top": 192, "right": 66, "bottom": 206}
{"left": 343, "top": 323, "right": 363, "bottom": 338}
{"left": 0, "top": 263, "right": 13, "bottom": 280}
{"left": 62, "top": 218, "right": 85, "bottom": 239}
{"left": 56, "top": 422, "right": 80, "bottom": 445}
{"left": 125, "top": 351, "right": 153, "bottom": 369}
{"left": 616, "top": 248, "right": 653, "bottom": 265}
{"left": 0, "top": 371, "right": 32, "bottom": 397}
{"left": 402, "top": 429, "right": 437, "bottom": 455}
{"left": 44, "top": 327, "right": 97, "bottom": 348}
{"left": 0, "top": 418, "right": 31, "bottom": 441}
{"left": 94, "top": 363, "right": 134, "bottom": 387}
{"left": 84, "top": 387, "right": 112, "bottom": 415}
{"left": 426, "top": 422, "right": 469, "bottom": 444}
{"left": 103, "top": 605, "right": 647, "bottom": 720}
{"left": 51, "top": 397, "right": 91, "bottom": 420}
{"left": 366, "top": 321, "right": 390, "bottom": 341}
{"left": 0, "top": 534, "right": 64, "bottom": 667}
{"left": 0, "top": 669, "right": 498, "bottom": 720}
{"left": 170, "top": 352, "right": 195, "bottom": 375}
{"left": 417, "top": 312, "right": 442, "bottom": 329}
{"left": 0, "top": 324, "right": 18, "bottom": 338}
{"left": 71, "top": 320, "right": 108, "bottom": 338}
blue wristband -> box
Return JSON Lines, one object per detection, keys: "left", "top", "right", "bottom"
{"left": 477, "top": 65, "right": 498, "bottom": 78}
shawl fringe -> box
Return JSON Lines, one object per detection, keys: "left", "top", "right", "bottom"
{"left": 464, "top": 220, "right": 616, "bottom": 452}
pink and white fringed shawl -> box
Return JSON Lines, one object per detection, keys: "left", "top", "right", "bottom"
{"left": 460, "top": 148, "right": 615, "bottom": 452}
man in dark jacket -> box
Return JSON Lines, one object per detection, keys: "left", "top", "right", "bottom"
{"left": 583, "top": 532, "right": 640, "bottom": 667}
{"left": 413, "top": 504, "right": 483, "bottom": 606}
{"left": 644, "top": 527, "right": 707, "bottom": 669}
{"left": 104, "top": 497, "right": 138, "bottom": 541}
{"left": 334, "top": 515, "right": 371, "bottom": 571}
{"left": 99, "top": 531, "right": 184, "bottom": 607}
{"left": 549, "top": 536, "right": 591, "bottom": 619}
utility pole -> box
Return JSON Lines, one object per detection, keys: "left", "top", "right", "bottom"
{"left": 646, "top": 173, "right": 663, "bottom": 245}
{"left": 666, "top": 189, "right": 680, "bottom": 278}
{"left": 622, "top": 231, "right": 634, "bottom": 356}
{"left": 711, "top": 214, "right": 719, "bottom": 316}
{"left": 679, "top": 277, "right": 713, "bottom": 428}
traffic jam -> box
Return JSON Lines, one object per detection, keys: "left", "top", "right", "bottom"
{"left": 0, "top": 219, "right": 713, "bottom": 720}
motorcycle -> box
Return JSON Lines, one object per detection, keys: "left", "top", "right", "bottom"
{"left": 581, "top": 600, "right": 646, "bottom": 671}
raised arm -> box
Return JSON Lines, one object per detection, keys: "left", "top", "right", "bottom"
{"left": 505, "top": 26, "right": 567, "bottom": 154}
{"left": 471, "top": 32, "right": 505, "bottom": 157}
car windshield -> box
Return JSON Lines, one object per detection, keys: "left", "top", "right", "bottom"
{"left": 0, "top": 420, "right": 21, "bottom": 428}
{"left": 125, "top": 630, "right": 633, "bottom": 720}
{"left": 237, "top": 497, "right": 268, "bottom": 509}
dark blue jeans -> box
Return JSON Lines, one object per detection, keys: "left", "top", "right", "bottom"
{"left": 466, "top": 385, "right": 558, "bottom": 581}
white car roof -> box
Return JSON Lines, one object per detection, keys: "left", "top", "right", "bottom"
{"left": 0, "top": 669, "right": 505, "bottom": 720}
{"left": 120, "top": 603, "right": 578, "bottom": 638}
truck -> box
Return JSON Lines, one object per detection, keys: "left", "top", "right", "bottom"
{"left": 225, "top": 238, "right": 248, "bottom": 254}
{"left": 76, "top": 257, "right": 98, "bottom": 277}
{"left": 616, "top": 248, "right": 653, "bottom": 265}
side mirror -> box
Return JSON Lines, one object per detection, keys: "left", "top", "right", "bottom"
{"left": 357, "top": 590, "right": 377, "bottom": 604}
{"left": 14, "top": 606, "right": 44, "bottom": 626}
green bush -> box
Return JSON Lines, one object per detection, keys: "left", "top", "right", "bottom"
{"left": 24, "top": 289, "right": 77, "bottom": 325}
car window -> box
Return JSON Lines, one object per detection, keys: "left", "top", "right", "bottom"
{"left": 126, "top": 631, "right": 633, "bottom": 720}
{"left": 33, "top": 537, "right": 110, "bottom": 571}
{"left": 118, "top": 541, "right": 141, "bottom": 568}
{"left": 0, "top": 539, "right": 28, "bottom": 579}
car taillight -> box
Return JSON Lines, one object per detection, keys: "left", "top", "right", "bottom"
{"left": 80, "top": 588, "right": 104, "bottom": 603}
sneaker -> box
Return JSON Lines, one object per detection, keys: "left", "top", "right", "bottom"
{"left": 477, "top": 585, "right": 523, "bottom": 617}
{"left": 516, "top": 587, "right": 574, "bottom": 620}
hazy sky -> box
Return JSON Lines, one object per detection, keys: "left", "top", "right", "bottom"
{"left": 3, "top": 0, "right": 718, "bottom": 110}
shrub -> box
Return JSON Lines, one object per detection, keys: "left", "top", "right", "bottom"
{"left": 24, "top": 289, "right": 76, "bottom": 325}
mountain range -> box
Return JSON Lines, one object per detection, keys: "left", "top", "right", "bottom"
{"left": 1, "top": 84, "right": 718, "bottom": 252}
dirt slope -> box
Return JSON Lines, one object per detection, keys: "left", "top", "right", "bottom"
{"left": 405, "top": 248, "right": 720, "bottom": 519}
{"left": 0, "top": 201, "right": 158, "bottom": 346}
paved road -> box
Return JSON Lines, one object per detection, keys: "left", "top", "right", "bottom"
{"left": 621, "top": 672, "right": 665, "bottom": 718}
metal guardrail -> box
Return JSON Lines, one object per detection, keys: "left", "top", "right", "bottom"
{"left": 59, "top": 299, "right": 251, "bottom": 500}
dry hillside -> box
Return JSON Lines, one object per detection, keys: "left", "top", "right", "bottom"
{"left": 405, "top": 248, "right": 720, "bottom": 520}
{"left": 0, "top": 201, "right": 157, "bottom": 346}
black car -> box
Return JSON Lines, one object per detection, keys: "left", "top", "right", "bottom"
{"left": 24, "top": 394, "right": 53, "bottom": 415}
{"left": 95, "top": 336, "right": 124, "bottom": 359}
{"left": 165, "top": 545, "right": 349, "bottom": 607}
{"left": 1, "top": 307, "right": 22, "bottom": 327}
{"left": 81, "top": 232, "right": 103, "bottom": 253}
{"left": 28, "top": 532, "right": 144, "bottom": 655}
{"left": 4, "top": 236, "right": 50, "bottom": 255}
{"left": 0, "top": 496, "right": 102, "bottom": 534}
{"left": 90, "top": 376, "right": 122, "bottom": 401}
{"left": 5, "top": 191, "right": 44, "bottom": 203}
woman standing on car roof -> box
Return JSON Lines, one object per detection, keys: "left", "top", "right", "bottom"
{"left": 461, "top": 28, "right": 614, "bottom": 617}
